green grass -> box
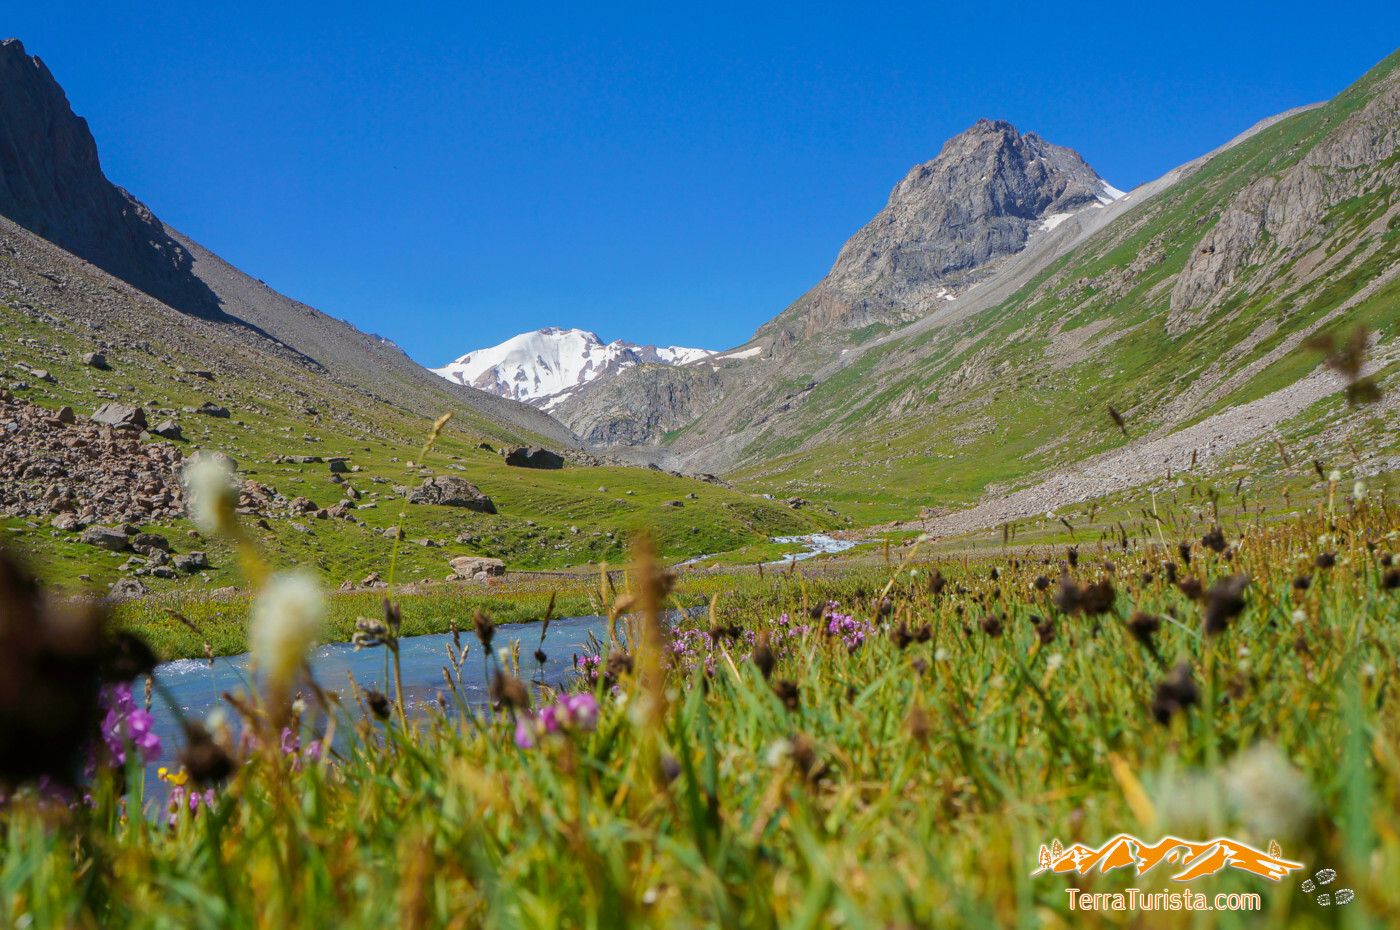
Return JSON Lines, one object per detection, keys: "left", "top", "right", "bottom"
{"left": 4, "top": 477, "right": 1400, "bottom": 926}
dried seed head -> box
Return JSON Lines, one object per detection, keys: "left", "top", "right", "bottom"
{"left": 1034, "top": 575, "right": 1050, "bottom": 591}
{"left": 1178, "top": 542, "right": 1192, "bottom": 566}
{"left": 365, "top": 689, "right": 391, "bottom": 720}
{"left": 488, "top": 671, "right": 529, "bottom": 710}
{"left": 1052, "top": 575, "right": 1081, "bottom": 614}
{"left": 1382, "top": 569, "right": 1400, "bottom": 591}
{"left": 1067, "top": 548, "right": 1079, "bottom": 568}
{"left": 1204, "top": 574, "right": 1250, "bottom": 635}
{"left": 1151, "top": 662, "right": 1199, "bottom": 725}
{"left": 179, "top": 721, "right": 236, "bottom": 785}
{"left": 473, "top": 609, "right": 495, "bottom": 650}
{"left": 1080, "top": 578, "right": 1117, "bottom": 615}
{"left": 1034, "top": 617, "right": 1056, "bottom": 645}
{"left": 1107, "top": 405, "right": 1128, "bottom": 436}
{"left": 772, "top": 679, "right": 800, "bottom": 712}
{"left": 1176, "top": 576, "right": 1205, "bottom": 601}
{"left": 1126, "top": 611, "right": 1160, "bottom": 645}
{"left": 1292, "top": 575, "right": 1312, "bottom": 591}
{"left": 980, "top": 614, "right": 1004, "bottom": 637}
{"left": 751, "top": 634, "right": 776, "bottom": 680}
{"left": 1202, "top": 526, "right": 1227, "bottom": 554}
{"left": 906, "top": 703, "right": 932, "bottom": 743}
{"left": 1315, "top": 551, "right": 1337, "bottom": 569}
{"left": 1163, "top": 562, "right": 1178, "bottom": 584}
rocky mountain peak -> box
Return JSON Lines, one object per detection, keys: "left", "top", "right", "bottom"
{"left": 433, "top": 328, "right": 714, "bottom": 409}
{"left": 0, "top": 37, "right": 220, "bottom": 317}
{"left": 782, "top": 118, "right": 1121, "bottom": 335}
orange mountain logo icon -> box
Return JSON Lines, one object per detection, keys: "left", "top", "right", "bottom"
{"left": 1034, "top": 835, "right": 1303, "bottom": 882}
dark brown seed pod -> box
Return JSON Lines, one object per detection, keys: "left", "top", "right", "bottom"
{"left": 488, "top": 671, "right": 529, "bottom": 710}
{"left": 772, "top": 679, "right": 800, "bottom": 712}
{"left": 179, "top": 721, "right": 237, "bottom": 785}
{"left": 365, "top": 689, "right": 392, "bottom": 720}
{"left": 751, "top": 635, "right": 776, "bottom": 680}
{"left": 1150, "top": 662, "right": 1199, "bottom": 725}
{"left": 1126, "top": 611, "right": 1160, "bottom": 645}
{"left": 473, "top": 609, "right": 495, "bottom": 650}
{"left": 1204, "top": 574, "right": 1250, "bottom": 635}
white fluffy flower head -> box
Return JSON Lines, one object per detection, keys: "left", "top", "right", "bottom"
{"left": 184, "top": 456, "right": 239, "bottom": 533}
{"left": 250, "top": 572, "right": 324, "bottom": 693}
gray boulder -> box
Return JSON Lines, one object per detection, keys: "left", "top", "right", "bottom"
{"left": 90, "top": 402, "right": 146, "bottom": 429}
{"left": 81, "top": 525, "right": 129, "bottom": 552}
{"left": 449, "top": 556, "right": 506, "bottom": 580}
{"left": 108, "top": 578, "right": 148, "bottom": 599}
{"left": 152, "top": 420, "right": 183, "bottom": 440}
{"left": 174, "top": 551, "right": 208, "bottom": 572}
{"left": 407, "top": 476, "right": 497, "bottom": 513}
{"left": 503, "top": 446, "right": 565, "bottom": 469}
{"left": 131, "top": 532, "right": 170, "bottom": 552}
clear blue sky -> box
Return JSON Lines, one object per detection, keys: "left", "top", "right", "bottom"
{"left": 8, "top": 2, "right": 1399, "bottom": 364}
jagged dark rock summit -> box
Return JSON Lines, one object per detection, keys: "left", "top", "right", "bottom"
{"left": 0, "top": 38, "right": 221, "bottom": 318}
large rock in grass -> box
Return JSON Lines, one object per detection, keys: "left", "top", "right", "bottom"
{"left": 407, "top": 476, "right": 497, "bottom": 513}
{"left": 90, "top": 402, "right": 145, "bottom": 430}
{"left": 503, "top": 446, "right": 564, "bottom": 470}
{"left": 81, "top": 525, "right": 130, "bottom": 552}
{"left": 108, "top": 577, "right": 148, "bottom": 599}
{"left": 449, "top": 556, "right": 506, "bottom": 581}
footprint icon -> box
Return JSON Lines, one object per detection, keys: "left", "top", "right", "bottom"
{"left": 1302, "top": 868, "right": 1353, "bottom": 906}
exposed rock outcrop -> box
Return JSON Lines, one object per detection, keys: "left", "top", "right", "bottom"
{"left": 406, "top": 476, "right": 497, "bottom": 513}
{"left": 786, "top": 119, "right": 1117, "bottom": 335}
{"left": 1169, "top": 67, "right": 1400, "bottom": 330}
{"left": 503, "top": 446, "right": 564, "bottom": 469}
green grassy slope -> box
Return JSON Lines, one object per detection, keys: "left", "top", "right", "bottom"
{"left": 724, "top": 50, "right": 1400, "bottom": 514}
{"left": 0, "top": 290, "right": 830, "bottom": 594}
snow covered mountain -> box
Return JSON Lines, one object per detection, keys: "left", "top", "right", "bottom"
{"left": 432, "top": 327, "right": 714, "bottom": 410}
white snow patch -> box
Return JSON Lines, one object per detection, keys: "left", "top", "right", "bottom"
{"left": 1096, "top": 180, "right": 1127, "bottom": 205}
{"left": 715, "top": 345, "right": 764, "bottom": 361}
{"left": 1041, "top": 212, "right": 1076, "bottom": 232}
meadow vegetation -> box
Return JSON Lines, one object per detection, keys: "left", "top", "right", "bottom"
{"left": 3, "top": 457, "right": 1399, "bottom": 928}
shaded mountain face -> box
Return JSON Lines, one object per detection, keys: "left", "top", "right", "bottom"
{"left": 776, "top": 118, "right": 1120, "bottom": 337}
{"left": 0, "top": 39, "right": 221, "bottom": 318}
{"left": 432, "top": 327, "right": 713, "bottom": 410}
{"left": 0, "top": 37, "right": 581, "bottom": 449}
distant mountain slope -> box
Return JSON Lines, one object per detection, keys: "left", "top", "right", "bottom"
{"left": 433, "top": 327, "right": 712, "bottom": 410}
{"left": 0, "top": 37, "right": 576, "bottom": 449}
{"left": 555, "top": 118, "right": 1123, "bottom": 449}
{"left": 779, "top": 118, "right": 1123, "bottom": 336}
{"left": 562, "top": 49, "right": 1400, "bottom": 521}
